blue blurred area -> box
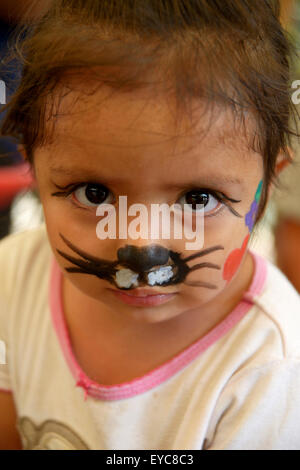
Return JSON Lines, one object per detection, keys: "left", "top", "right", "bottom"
{"left": 0, "top": 17, "right": 23, "bottom": 166}
{"left": 0, "top": 17, "right": 24, "bottom": 238}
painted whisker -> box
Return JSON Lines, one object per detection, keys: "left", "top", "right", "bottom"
{"left": 56, "top": 249, "right": 117, "bottom": 278}
{"left": 182, "top": 245, "right": 224, "bottom": 262}
{"left": 56, "top": 232, "right": 224, "bottom": 290}
{"left": 59, "top": 232, "right": 113, "bottom": 265}
{"left": 184, "top": 280, "right": 218, "bottom": 289}
{"left": 189, "top": 262, "right": 220, "bottom": 271}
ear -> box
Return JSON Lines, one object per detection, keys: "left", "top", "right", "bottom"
{"left": 18, "top": 144, "right": 37, "bottom": 182}
{"left": 18, "top": 144, "right": 28, "bottom": 162}
{"left": 275, "top": 148, "right": 293, "bottom": 175}
{"left": 255, "top": 148, "right": 293, "bottom": 223}
{"left": 268, "top": 147, "right": 293, "bottom": 199}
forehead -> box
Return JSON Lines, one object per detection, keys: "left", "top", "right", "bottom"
{"left": 47, "top": 82, "right": 254, "bottom": 145}
{"left": 41, "top": 83, "right": 261, "bottom": 180}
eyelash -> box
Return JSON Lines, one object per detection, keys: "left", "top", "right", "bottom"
{"left": 51, "top": 182, "right": 112, "bottom": 211}
{"left": 178, "top": 187, "right": 242, "bottom": 218}
{"left": 51, "top": 182, "right": 242, "bottom": 217}
{"left": 52, "top": 182, "right": 88, "bottom": 196}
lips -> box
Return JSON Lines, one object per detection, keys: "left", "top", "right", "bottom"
{"left": 109, "top": 287, "right": 177, "bottom": 297}
{"left": 107, "top": 287, "right": 178, "bottom": 307}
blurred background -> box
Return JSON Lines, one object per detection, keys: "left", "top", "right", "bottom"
{"left": 0, "top": 0, "right": 299, "bottom": 291}
{"left": 0, "top": 0, "right": 48, "bottom": 237}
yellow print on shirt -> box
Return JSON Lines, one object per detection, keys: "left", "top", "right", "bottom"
{"left": 17, "top": 416, "right": 89, "bottom": 450}
{"left": 0, "top": 340, "right": 5, "bottom": 364}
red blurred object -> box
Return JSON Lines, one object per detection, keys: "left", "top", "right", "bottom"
{"left": 0, "top": 162, "right": 36, "bottom": 209}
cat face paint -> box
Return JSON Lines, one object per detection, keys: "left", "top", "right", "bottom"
{"left": 56, "top": 233, "right": 224, "bottom": 291}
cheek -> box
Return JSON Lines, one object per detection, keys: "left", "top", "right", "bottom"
{"left": 181, "top": 231, "right": 250, "bottom": 306}
{"left": 64, "top": 270, "right": 107, "bottom": 301}
{"left": 221, "top": 180, "right": 263, "bottom": 282}
{"left": 223, "top": 233, "right": 250, "bottom": 282}
{"left": 186, "top": 218, "right": 250, "bottom": 293}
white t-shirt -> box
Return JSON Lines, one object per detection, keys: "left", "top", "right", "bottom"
{"left": 0, "top": 223, "right": 300, "bottom": 450}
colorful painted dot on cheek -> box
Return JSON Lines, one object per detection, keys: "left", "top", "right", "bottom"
{"left": 245, "top": 180, "right": 263, "bottom": 232}
{"left": 255, "top": 180, "right": 263, "bottom": 203}
{"left": 222, "top": 234, "right": 250, "bottom": 283}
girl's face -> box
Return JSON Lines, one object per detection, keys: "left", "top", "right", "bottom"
{"left": 33, "top": 84, "right": 263, "bottom": 324}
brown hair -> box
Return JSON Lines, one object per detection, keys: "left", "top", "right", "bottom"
{"left": 0, "top": 0, "right": 299, "bottom": 219}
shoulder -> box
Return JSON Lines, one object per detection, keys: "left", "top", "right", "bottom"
{"left": 0, "top": 222, "right": 48, "bottom": 252}
{"left": 248, "top": 251, "right": 300, "bottom": 359}
{"left": 0, "top": 223, "right": 51, "bottom": 302}
{"left": 205, "top": 355, "right": 300, "bottom": 449}
{"left": 0, "top": 224, "right": 53, "bottom": 396}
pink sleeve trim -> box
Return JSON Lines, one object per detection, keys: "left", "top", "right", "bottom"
{"left": 49, "top": 249, "right": 267, "bottom": 401}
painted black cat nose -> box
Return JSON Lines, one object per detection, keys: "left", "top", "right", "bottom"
{"left": 117, "top": 244, "right": 170, "bottom": 272}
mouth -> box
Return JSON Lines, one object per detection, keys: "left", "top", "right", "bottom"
{"left": 107, "top": 287, "right": 178, "bottom": 307}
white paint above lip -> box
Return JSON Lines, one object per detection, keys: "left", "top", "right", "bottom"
{"left": 115, "top": 264, "right": 175, "bottom": 289}
{"left": 115, "top": 268, "right": 139, "bottom": 288}
{"left": 147, "top": 265, "right": 174, "bottom": 286}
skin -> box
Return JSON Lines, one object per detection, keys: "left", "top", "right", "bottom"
{"left": 24, "top": 82, "right": 284, "bottom": 383}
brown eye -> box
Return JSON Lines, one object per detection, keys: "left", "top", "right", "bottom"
{"left": 74, "top": 184, "right": 113, "bottom": 207}
{"left": 185, "top": 191, "right": 209, "bottom": 209}
{"left": 178, "top": 190, "right": 220, "bottom": 214}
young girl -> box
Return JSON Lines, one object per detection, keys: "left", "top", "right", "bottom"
{"left": 0, "top": 0, "right": 300, "bottom": 450}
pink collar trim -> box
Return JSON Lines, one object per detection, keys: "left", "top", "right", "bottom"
{"left": 49, "top": 251, "right": 267, "bottom": 401}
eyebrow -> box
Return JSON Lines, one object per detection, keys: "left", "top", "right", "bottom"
{"left": 50, "top": 166, "right": 98, "bottom": 176}
{"left": 50, "top": 166, "right": 125, "bottom": 185}
{"left": 50, "top": 165, "right": 243, "bottom": 190}
{"left": 164, "top": 176, "right": 242, "bottom": 190}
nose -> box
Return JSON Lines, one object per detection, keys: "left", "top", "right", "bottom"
{"left": 117, "top": 244, "right": 170, "bottom": 272}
